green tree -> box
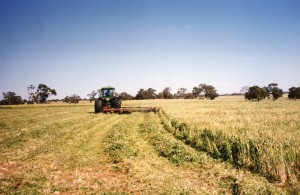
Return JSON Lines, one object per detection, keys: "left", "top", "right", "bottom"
{"left": 192, "top": 85, "right": 204, "bottom": 98}
{"left": 176, "top": 88, "right": 187, "bottom": 99}
{"left": 135, "top": 89, "right": 146, "bottom": 100}
{"left": 183, "top": 93, "right": 194, "bottom": 99}
{"left": 288, "top": 87, "right": 300, "bottom": 99}
{"left": 28, "top": 84, "right": 57, "bottom": 103}
{"left": 193, "top": 83, "right": 219, "bottom": 100}
{"left": 145, "top": 88, "right": 156, "bottom": 99}
{"left": 135, "top": 88, "right": 156, "bottom": 100}
{"left": 245, "top": 86, "right": 268, "bottom": 101}
{"left": 37, "top": 84, "right": 57, "bottom": 103}
{"left": 160, "top": 87, "right": 173, "bottom": 99}
{"left": 63, "top": 95, "right": 81, "bottom": 103}
{"left": 69, "top": 94, "right": 81, "bottom": 103}
{"left": 204, "top": 85, "right": 219, "bottom": 100}
{"left": 119, "top": 92, "right": 133, "bottom": 100}
{"left": 63, "top": 96, "right": 70, "bottom": 103}
{"left": 0, "top": 91, "right": 24, "bottom": 105}
{"left": 267, "top": 83, "right": 283, "bottom": 100}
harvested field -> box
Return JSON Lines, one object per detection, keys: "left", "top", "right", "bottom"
{"left": 0, "top": 97, "right": 299, "bottom": 194}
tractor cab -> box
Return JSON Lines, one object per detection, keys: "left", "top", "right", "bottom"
{"left": 101, "top": 87, "right": 115, "bottom": 99}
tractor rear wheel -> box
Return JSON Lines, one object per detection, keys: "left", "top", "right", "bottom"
{"left": 114, "top": 97, "right": 122, "bottom": 108}
{"left": 95, "top": 99, "right": 103, "bottom": 113}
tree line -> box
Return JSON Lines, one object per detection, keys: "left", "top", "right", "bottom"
{"left": 244, "top": 83, "right": 283, "bottom": 101}
{"left": 1, "top": 83, "right": 300, "bottom": 105}
{"left": 86, "top": 83, "right": 219, "bottom": 101}
{"left": 121, "top": 83, "right": 219, "bottom": 100}
{"left": 89, "top": 83, "right": 300, "bottom": 102}
{"left": 0, "top": 84, "right": 81, "bottom": 105}
{"left": 242, "top": 84, "right": 299, "bottom": 101}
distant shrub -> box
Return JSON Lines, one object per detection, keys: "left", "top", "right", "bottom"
{"left": 63, "top": 94, "right": 81, "bottom": 104}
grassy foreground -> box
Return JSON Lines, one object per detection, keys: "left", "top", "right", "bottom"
{"left": 0, "top": 97, "right": 299, "bottom": 194}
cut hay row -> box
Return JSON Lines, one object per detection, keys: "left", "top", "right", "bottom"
{"left": 141, "top": 112, "right": 284, "bottom": 194}
{"left": 157, "top": 103, "right": 299, "bottom": 192}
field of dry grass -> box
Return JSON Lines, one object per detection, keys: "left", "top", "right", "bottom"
{"left": 0, "top": 96, "right": 299, "bottom": 194}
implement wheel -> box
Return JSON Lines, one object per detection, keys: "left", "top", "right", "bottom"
{"left": 114, "top": 97, "right": 122, "bottom": 108}
{"left": 95, "top": 99, "right": 103, "bottom": 113}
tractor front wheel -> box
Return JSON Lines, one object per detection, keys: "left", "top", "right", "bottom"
{"left": 95, "top": 99, "right": 103, "bottom": 113}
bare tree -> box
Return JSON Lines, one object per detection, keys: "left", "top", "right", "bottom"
{"left": 87, "top": 90, "right": 98, "bottom": 103}
{"left": 240, "top": 86, "right": 249, "bottom": 94}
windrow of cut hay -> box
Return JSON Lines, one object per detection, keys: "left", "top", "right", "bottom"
{"left": 141, "top": 113, "right": 284, "bottom": 194}
{"left": 103, "top": 117, "right": 139, "bottom": 163}
{"left": 156, "top": 100, "right": 300, "bottom": 191}
{"left": 159, "top": 109, "right": 299, "bottom": 188}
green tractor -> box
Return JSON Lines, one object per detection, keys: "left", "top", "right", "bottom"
{"left": 95, "top": 87, "right": 159, "bottom": 114}
{"left": 94, "top": 87, "right": 122, "bottom": 113}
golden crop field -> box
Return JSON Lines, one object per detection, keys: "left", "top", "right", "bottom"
{"left": 0, "top": 96, "right": 299, "bottom": 194}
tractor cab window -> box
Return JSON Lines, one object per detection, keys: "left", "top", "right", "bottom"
{"left": 102, "top": 89, "right": 113, "bottom": 97}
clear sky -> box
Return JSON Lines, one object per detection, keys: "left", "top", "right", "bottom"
{"left": 1, "top": 0, "right": 300, "bottom": 99}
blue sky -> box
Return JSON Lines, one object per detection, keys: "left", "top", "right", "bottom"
{"left": 1, "top": 0, "right": 300, "bottom": 99}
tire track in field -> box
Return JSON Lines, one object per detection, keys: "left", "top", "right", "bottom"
{"left": 44, "top": 114, "right": 134, "bottom": 194}
{"left": 0, "top": 112, "right": 126, "bottom": 194}
{"left": 0, "top": 113, "right": 90, "bottom": 152}
{"left": 156, "top": 110, "right": 285, "bottom": 194}
{"left": 0, "top": 110, "right": 108, "bottom": 162}
{"left": 17, "top": 113, "right": 123, "bottom": 161}
{"left": 0, "top": 106, "right": 91, "bottom": 146}
{"left": 1, "top": 105, "right": 93, "bottom": 132}
{"left": 1, "top": 106, "right": 84, "bottom": 128}
{"left": 53, "top": 114, "right": 128, "bottom": 167}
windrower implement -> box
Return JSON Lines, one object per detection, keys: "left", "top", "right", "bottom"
{"left": 102, "top": 106, "right": 159, "bottom": 114}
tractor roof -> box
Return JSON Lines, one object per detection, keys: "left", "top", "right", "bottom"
{"left": 101, "top": 87, "right": 115, "bottom": 90}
